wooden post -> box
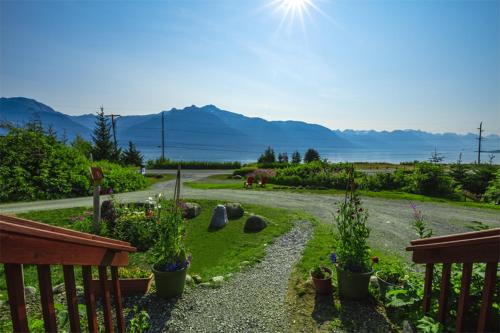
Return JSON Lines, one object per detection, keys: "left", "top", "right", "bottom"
{"left": 93, "top": 185, "right": 101, "bottom": 234}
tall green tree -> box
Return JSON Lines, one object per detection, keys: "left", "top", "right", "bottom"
{"left": 291, "top": 150, "right": 301, "bottom": 164}
{"left": 72, "top": 134, "right": 93, "bottom": 159}
{"left": 304, "top": 148, "right": 320, "bottom": 163}
{"left": 91, "top": 110, "right": 116, "bottom": 161}
{"left": 122, "top": 141, "right": 144, "bottom": 166}
{"left": 278, "top": 152, "right": 289, "bottom": 163}
{"left": 258, "top": 146, "right": 276, "bottom": 164}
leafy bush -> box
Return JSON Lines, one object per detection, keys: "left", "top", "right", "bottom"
{"left": 233, "top": 167, "right": 258, "bottom": 177}
{"left": 93, "top": 161, "right": 147, "bottom": 193}
{"left": 483, "top": 169, "right": 500, "bottom": 204}
{"left": 404, "top": 162, "right": 455, "bottom": 196}
{"left": 461, "top": 165, "right": 497, "bottom": 197}
{"left": 375, "top": 261, "right": 407, "bottom": 285}
{"left": 147, "top": 158, "right": 240, "bottom": 170}
{"left": 114, "top": 211, "right": 157, "bottom": 251}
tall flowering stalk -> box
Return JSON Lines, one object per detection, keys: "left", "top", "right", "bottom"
{"left": 410, "top": 203, "right": 433, "bottom": 239}
{"left": 334, "top": 165, "right": 371, "bottom": 273}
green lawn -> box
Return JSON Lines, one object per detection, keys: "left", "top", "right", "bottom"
{"left": 185, "top": 176, "right": 500, "bottom": 211}
{"left": 145, "top": 173, "right": 175, "bottom": 186}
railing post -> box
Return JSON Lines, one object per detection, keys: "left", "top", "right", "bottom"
{"left": 99, "top": 266, "right": 114, "bottom": 333}
{"left": 478, "top": 262, "right": 497, "bottom": 332}
{"left": 422, "top": 263, "right": 434, "bottom": 313}
{"left": 82, "top": 266, "right": 99, "bottom": 332}
{"left": 455, "top": 263, "right": 472, "bottom": 333}
{"left": 37, "top": 264, "right": 57, "bottom": 332}
{"left": 5, "top": 263, "right": 29, "bottom": 332}
{"left": 63, "top": 265, "right": 81, "bottom": 332}
{"left": 437, "top": 263, "right": 452, "bottom": 324}
{"left": 111, "top": 266, "right": 126, "bottom": 332}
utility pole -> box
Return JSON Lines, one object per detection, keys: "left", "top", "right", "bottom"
{"left": 477, "top": 122, "right": 484, "bottom": 164}
{"left": 105, "top": 109, "right": 121, "bottom": 150}
{"left": 161, "top": 111, "right": 165, "bottom": 160}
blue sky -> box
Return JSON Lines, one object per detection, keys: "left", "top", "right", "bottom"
{"left": 1, "top": 0, "right": 498, "bottom": 134}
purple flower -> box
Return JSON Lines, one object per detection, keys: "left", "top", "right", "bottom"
{"left": 108, "top": 188, "right": 113, "bottom": 194}
{"left": 329, "top": 253, "right": 337, "bottom": 264}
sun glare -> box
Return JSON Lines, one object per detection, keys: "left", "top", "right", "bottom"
{"left": 269, "top": 0, "right": 322, "bottom": 34}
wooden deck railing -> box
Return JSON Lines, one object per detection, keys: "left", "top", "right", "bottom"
{"left": 406, "top": 228, "right": 500, "bottom": 333}
{"left": 0, "top": 214, "right": 136, "bottom": 332}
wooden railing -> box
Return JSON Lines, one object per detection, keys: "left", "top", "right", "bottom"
{"left": 0, "top": 214, "right": 136, "bottom": 332}
{"left": 406, "top": 228, "right": 500, "bottom": 333}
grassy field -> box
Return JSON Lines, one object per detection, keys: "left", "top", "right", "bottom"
{"left": 185, "top": 174, "right": 500, "bottom": 211}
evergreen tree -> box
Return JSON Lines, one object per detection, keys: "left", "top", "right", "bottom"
{"left": 122, "top": 141, "right": 144, "bottom": 166}
{"left": 304, "top": 148, "right": 320, "bottom": 163}
{"left": 46, "top": 125, "right": 58, "bottom": 144}
{"left": 291, "top": 150, "right": 301, "bottom": 164}
{"left": 258, "top": 146, "right": 276, "bottom": 164}
{"left": 91, "top": 109, "right": 115, "bottom": 161}
{"left": 278, "top": 152, "right": 289, "bottom": 163}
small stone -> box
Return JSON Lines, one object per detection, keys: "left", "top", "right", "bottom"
{"left": 53, "top": 283, "right": 65, "bottom": 294}
{"left": 402, "top": 320, "right": 415, "bottom": 333}
{"left": 211, "top": 276, "right": 224, "bottom": 286}
{"left": 191, "top": 274, "right": 203, "bottom": 284}
{"left": 244, "top": 215, "right": 267, "bottom": 232}
{"left": 184, "top": 202, "right": 202, "bottom": 219}
{"left": 209, "top": 205, "right": 228, "bottom": 230}
{"left": 240, "top": 261, "right": 251, "bottom": 266}
{"left": 224, "top": 203, "right": 244, "bottom": 220}
{"left": 185, "top": 274, "right": 193, "bottom": 285}
{"left": 198, "top": 282, "right": 211, "bottom": 288}
{"left": 24, "top": 286, "right": 37, "bottom": 296}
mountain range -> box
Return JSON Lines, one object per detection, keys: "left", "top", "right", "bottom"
{"left": 1, "top": 97, "right": 498, "bottom": 163}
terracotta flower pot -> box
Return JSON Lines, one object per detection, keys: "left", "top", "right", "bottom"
{"left": 91, "top": 274, "right": 153, "bottom": 297}
{"left": 311, "top": 267, "right": 333, "bottom": 294}
{"left": 336, "top": 265, "right": 373, "bottom": 300}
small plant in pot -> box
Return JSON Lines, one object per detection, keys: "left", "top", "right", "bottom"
{"left": 149, "top": 196, "right": 191, "bottom": 299}
{"left": 333, "top": 166, "right": 373, "bottom": 300}
{"left": 310, "top": 266, "right": 333, "bottom": 294}
{"left": 374, "top": 261, "right": 408, "bottom": 300}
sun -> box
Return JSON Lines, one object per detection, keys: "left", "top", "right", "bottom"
{"left": 269, "top": 0, "right": 322, "bottom": 33}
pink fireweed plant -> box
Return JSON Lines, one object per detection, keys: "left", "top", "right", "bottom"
{"left": 410, "top": 203, "right": 433, "bottom": 239}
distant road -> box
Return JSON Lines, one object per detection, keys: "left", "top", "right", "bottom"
{"left": 1, "top": 169, "right": 498, "bottom": 259}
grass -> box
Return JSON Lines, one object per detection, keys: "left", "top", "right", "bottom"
{"left": 185, "top": 176, "right": 500, "bottom": 211}
{"left": 0, "top": 200, "right": 300, "bottom": 295}
{"left": 145, "top": 173, "right": 175, "bottom": 186}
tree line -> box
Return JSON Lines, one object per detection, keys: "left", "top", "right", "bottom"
{"left": 257, "top": 146, "right": 321, "bottom": 164}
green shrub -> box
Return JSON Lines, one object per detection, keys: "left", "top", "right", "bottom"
{"left": 93, "top": 161, "right": 147, "bottom": 193}
{"left": 461, "top": 165, "right": 497, "bottom": 197}
{"left": 233, "top": 167, "right": 258, "bottom": 177}
{"left": 404, "top": 162, "right": 455, "bottom": 196}
{"left": 114, "top": 212, "right": 157, "bottom": 251}
{"left": 483, "top": 169, "right": 500, "bottom": 204}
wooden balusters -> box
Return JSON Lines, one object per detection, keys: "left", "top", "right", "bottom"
{"left": 63, "top": 265, "right": 81, "bottom": 332}
{"left": 82, "top": 266, "right": 99, "bottom": 332}
{"left": 477, "top": 262, "right": 498, "bottom": 332}
{"left": 437, "top": 263, "right": 452, "bottom": 324}
{"left": 422, "top": 263, "right": 434, "bottom": 313}
{"left": 455, "top": 263, "right": 472, "bottom": 332}
{"left": 99, "top": 266, "right": 114, "bottom": 333}
{"left": 111, "top": 266, "right": 125, "bottom": 332}
{"left": 37, "top": 264, "right": 57, "bottom": 332}
{"left": 5, "top": 264, "right": 29, "bottom": 332}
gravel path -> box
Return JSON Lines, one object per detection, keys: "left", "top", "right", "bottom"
{"left": 131, "top": 221, "right": 312, "bottom": 333}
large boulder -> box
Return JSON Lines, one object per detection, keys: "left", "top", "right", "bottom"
{"left": 184, "top": 202, "right": 202, "bottom": 219}
{"left": 210, "top": 205, "right": 228, "bottom": 230}
{"left": 225, "top": 203, "right": 244, "bottom": 220}
{"left": 244, "top": 215, "right": 267, "bottom": 232}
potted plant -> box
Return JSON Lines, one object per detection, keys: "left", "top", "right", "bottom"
{"left": 333, "top": 167, "right": 373, "bottom": 300}
{"left": 91, "top": 267, "right": 153, "bottom": 296}
{"left": 150, "top": 197, "right": 191, "bottom": 299}
{"left": 375, "top": 262, "right": 407, "bottom": 299}
{"left": 310, "top": 266, "right": 333, "bottom": 294}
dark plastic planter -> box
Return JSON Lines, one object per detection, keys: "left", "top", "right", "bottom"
{"left": 336, "top": 265, "right": 373, "bottom": 300}
{"left": 91, "top": 275, "right": 153, "bottom": 297}
{"left": 311, "top": 267, "right": 333, "bottom": 294}
{"left": 152, "top": 265, "right": 187, "bottom": 299}
{"left": 375, "top": 271, "right": 402, "bottom": 300}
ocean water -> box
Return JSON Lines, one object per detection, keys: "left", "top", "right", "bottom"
{"left": 140, "top": 147, "right": 498, "bottom": 165}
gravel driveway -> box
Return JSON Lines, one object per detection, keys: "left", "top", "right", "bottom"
{"left": 127, "top": 221, "right": 312, "bottom": 333}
